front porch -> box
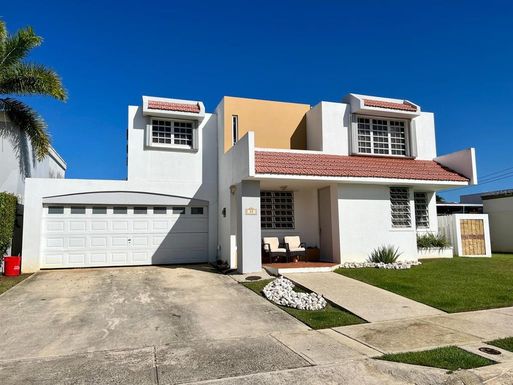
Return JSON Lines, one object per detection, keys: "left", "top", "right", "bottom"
{"left": 263, "top": 261, "right": 339, "bottom": 276}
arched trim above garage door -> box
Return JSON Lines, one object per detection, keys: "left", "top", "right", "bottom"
{"left": 42, "top": 191, "right": 209, "bottom": 206}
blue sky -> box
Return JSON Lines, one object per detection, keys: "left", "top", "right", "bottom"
{"left": 2, "top": 0, "right": 513, "bottom": 201}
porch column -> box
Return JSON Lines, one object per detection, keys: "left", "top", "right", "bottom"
{"left": 236, "top": 180, "right": 262, "bottom": 273}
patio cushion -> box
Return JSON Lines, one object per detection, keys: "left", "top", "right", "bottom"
{"left": 263, "top": 237, "right": 280, "bottom": 251}
{"left": 284, "top": 236, "right": 302, "bottom": 249}
{"left": 289, "top": 247, "right": 306, "bottom": 253}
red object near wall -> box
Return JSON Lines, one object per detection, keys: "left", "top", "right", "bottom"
{"left": 3, "top": 256, "right": 21, "bottom": 276}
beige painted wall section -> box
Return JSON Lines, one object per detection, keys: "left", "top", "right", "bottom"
{"left": 222, "top": 96, "right": 310, "bottom": 152}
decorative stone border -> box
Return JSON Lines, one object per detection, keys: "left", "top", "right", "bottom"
{"left": 263, "top": 277, "right": 327, "bottom": 311}
{"left": 340, "top": 261, "right": 422, "bottom": 269}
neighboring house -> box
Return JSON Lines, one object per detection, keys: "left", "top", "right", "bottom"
{"left": 0, "top": 113, "right": 66, "bottom": 255}
{"left": 0, "top": 113, "right": 66, "bottom": 198}
{"left": 21, "top": 94, "right": 477, "bottom": 273}
{"left": 462, "top": 189, "right": 513, "bottom": 252}
{"left": 436, "top": 202, "right": 483, "bottom": 215}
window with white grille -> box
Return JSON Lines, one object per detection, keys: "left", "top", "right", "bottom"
{"left": 390, "top": 187, "right": 411, "bottom": 228}
{"left": 260, "top": 191, "right": 294, "bottom": 229}
{"left": 356, "top": 116, "right": 408, "bottom": 156}
{"left": 151, "top": 119, "right": 194, "bottom": 148}
{"left": 414, "top": 192, "right": 430, "bottom": 229}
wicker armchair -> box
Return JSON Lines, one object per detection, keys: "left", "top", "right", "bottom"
{"left": 284, "top": 236, "right": 307, "bottom": 261}
{"left": 262, "top": 237, "right": 287, "bottom": 263}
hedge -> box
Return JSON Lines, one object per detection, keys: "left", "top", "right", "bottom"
{"left": 0, "top": 192, "right": 17, "bottom": 257}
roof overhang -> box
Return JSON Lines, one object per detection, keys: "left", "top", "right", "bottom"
{"left": 142, "top": 96, "right": 206, "bottom": 121}
{"left": 253, "top": 173, "right": 468, "bottom": 190}
{"left": 344, "top": 93, "right": 421, "bottom": 118}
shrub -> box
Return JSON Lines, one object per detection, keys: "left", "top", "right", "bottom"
{"left": 417, "top": 233, "right": 451, "bottom": 249}
{"left": 368, "top": 245, "right": 401, "bottom": 264}
{"left": 0, "top": 192, "right": 18, "bottom": 262}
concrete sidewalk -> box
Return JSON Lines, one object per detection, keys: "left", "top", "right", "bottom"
{"left": 285, "top": 272, "right": 444, "bottom": 322}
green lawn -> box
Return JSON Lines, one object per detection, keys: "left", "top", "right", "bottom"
{"left": 379, "top": 346, "right": 495, "bottom": 371}
{"left": 336, "top": 255, "right": 513, "bottom": 313}
{"left": 488, "top": 337, "right": 513, "bottom": 352}
{"left": 0, "top": 274, "right": 31, "bottom": 296}
{"left": 242, "top": 279, "right": 365, "bottom": 329}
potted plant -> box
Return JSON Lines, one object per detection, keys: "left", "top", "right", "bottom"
{"left": 0, "top": 192, "right": 18, "bottom": 275}
{"left": 416, "top": 233, "right": 453, "bottom": 259}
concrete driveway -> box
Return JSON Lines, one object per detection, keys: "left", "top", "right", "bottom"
{"left": 0, "top": 265, "right": 310, "bottom": 384}
{"left": 0, "top": 265, "right": 505, "bottom": 384}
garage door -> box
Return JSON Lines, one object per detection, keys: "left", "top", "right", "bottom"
{"left": 41, "top": 205, "right": 208, "bottom": 268}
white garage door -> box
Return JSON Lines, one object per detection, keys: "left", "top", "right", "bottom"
{"left": 41, "top": 205, "right": 208, "bottom": 268}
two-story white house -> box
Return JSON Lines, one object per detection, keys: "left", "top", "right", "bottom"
{"left": 21, "top": 93, "right": 476, "bottom": 273}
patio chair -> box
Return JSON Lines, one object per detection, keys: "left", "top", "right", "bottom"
{"left": 262, "top": 237, "right": 288, "bottom": 263}
{"left": 284, "top": 236, "right": 307, "bottom": 261}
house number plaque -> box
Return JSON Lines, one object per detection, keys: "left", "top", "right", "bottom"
{"left": 245, "top": 207, "right": 257, "bottom": 215}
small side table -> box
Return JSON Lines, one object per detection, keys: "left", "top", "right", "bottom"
{"left": 305, "top": 247, "right": 320, "bottom": 262}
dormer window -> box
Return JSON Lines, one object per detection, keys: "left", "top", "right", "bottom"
{"left": 148, "top": 118, "right": 197, "bottom": 150}
{"left": 353, "top": 116, "right": 409, "bottom": 156}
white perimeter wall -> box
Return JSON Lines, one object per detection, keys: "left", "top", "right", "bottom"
{"left": 336, "top": 184, "right": 418, "bottom": 262}
{"left": 484, "top": 196, "right": 513, "bottom": 252}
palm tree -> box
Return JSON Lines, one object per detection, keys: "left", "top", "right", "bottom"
{"left": 0, "top": 20, "right": 66, "bottom": 161}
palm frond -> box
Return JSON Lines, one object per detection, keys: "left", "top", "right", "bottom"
{"left": 0, "top": 21, "right": 6, "bottom": 59}
{"left": 0, "top": 25, "right": 42, "bottom": 68}
{"left": 0, "top": 63, "right": 67, "bottom": 100}
{"left": 0, "top": 98, "right": 50, "bottom": 160}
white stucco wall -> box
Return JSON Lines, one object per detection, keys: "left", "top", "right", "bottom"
{"left": 1, "top": 115, "right": 66, "bottom": 203}
{"left": 216, "top": 123, "right": 254, "bottom": 269}
{"left": 236, "top": 180, "right": 262, "bottom": 273}
{"left": 483, "top": 196, "right": 513, "bottom": 252}
{"left": 435, "top": 148, "right": 477, "bottom": 185}
{"left": 127, "top": 106, "right": 218, "bottom": 189}
{"left": 336, "top": 184, "right": 418, "bottom": 262}
{"left": 411, "top": 112, "right": 437, "bottom": 160}
{"left": 306, "top": 102, "right": 350, "bottom": 155}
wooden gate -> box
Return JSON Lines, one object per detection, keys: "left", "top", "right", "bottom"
{"left": 460, "top": 219, "right": 486, "bottom": 255}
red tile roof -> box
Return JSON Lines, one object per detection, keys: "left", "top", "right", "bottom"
{"left": 148, "top": 100, "right": 201, "bottom": 113}
{"left": 363, "top": 99, "right": 417, "bottom": 112}
{"left": 254, "top": 151, "right": 468, "bottom": 182}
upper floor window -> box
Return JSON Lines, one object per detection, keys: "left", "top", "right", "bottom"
{"left": 151, "top": 119, "right": 195, "bottom": 149}
{"left": 355, "top": 116, "right": 409, "bottom": 156}
{"left": 232, "top": 115, "right": 238, "bottom": 145}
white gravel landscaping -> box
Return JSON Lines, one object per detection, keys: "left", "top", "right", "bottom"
{"left": 340, "top": 261, "right": 422, "bottom": 269}
{"left": 263, "top": 277, "right": 327, "bottom": 311}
